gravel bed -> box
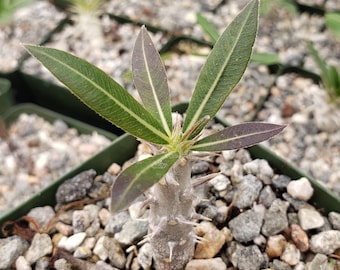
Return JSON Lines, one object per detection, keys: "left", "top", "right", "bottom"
{"left": 0, "top": 1, "right": 66, "bottom": 74}
{"left": 257, "top": 74, "right": 340, "bottom": 196}
{"left": 0, "top": 140, "right": 339, "bottom": 269}
{"left": 0, "top": 113, "right": 111, "bottom": 215}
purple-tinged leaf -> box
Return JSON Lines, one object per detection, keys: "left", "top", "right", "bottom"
{"left": 132, "top": 26, "right": 172, "bottom": 136}
{"left": 110, "top": 152, "right": 180, "bottom": 213}
{"left": 191, "top": 122, "right": 286, "bottom": 152}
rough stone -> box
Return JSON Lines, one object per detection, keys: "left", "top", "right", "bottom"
{"left": 309, "top": 230, "right": 340, "bottom": 254}
{"left": 262, "top": 199, "right": 289, "bottom": 236}
{"left": 287, "top": 177, "right": 313, "bottom": 201}
{"left": 228, "top": 209, "right": 263, "bottom": 242}
{"left": 185, "top": 258, "right": 226, "bottom": 270}
{"left": 137, "top": 243, "right": 153, "bottom": 269}
{"left": 115, "top": 219, "right": 148, "bottom": 247}
{"left": 234, "top": 245, "right": 266, "bottom": 270}
{"left": 234, "top": 175, "right": 263, "bottom": 209}
{"left": 269, "top": 259, "right": 292, "bottom": 270}
{"left": 265, "top": 234, "right": 287, "bottom": 258}
{"left": 72, "top": 210, "right": 91, "bottom": 233}
{"left": 298, "top": 207, "right": 324, "bottom": 230}
{"left": 194, "top": 222, "right": 225, "bottom": 259}
{"left": 259, "top": 185, "right": 276, "bottom": 208}
{"left": 15, "top": 256, "right": 31, "bottom": 270}
{"left": 272, "top": 175, "right": 291, "bottom": 190}
{"left": 24, "top": 233, "right": 52, "bottom": 264}
{"left": 280, "top": 243, "right": 300, "bottom": 266}
{"left": 56, "top": 169, "right": 96, "bottom": 204}
{"left": 0, "top": 235, "right": 29, "bottom": 269}
{"left": 104, "top": 237, "right": 126, "bottom": 269}
{"left": 290, "top": 224, "right": 309, "bottom": 252}
{"left": 192, "top": 160, "right": 209, "bottom": 174}
{"left": 243, "top": 159, "right": 274, "bottom": 184}
{"left": 26, "top": 206, "right": 55, "bottom": 229}
{"left": 304, "top": 254, "right": 329, "bottom": 270}
{"left": 105, "top": 211, "right": 131, "bottom": 234}
{"left": 57, "top": 232, "right": 86, "bottom": 252}
{"left": 328, "top": 211, "right": 340, "bottom": 230}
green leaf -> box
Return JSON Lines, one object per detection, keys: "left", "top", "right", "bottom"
{"left": 328, "top": 65, "right": 340, "bottom": 97}
{"left": 196, "top": 12, "right": 220, "bottom": 44}
{"left": 24, "top": 45, "right": 170, "bottom": 145}
{"left": 251, "top": 52, "right": 280, "bottom": 65}
{"left": 192, "top": 122, "right": 286, "bottom": 151}
{"left": 325, "top": 12, "right": 340, "bottom": 39}
{"left": 110, "top": 152, "right": 180, "bottom": 213}
{"left": 184, "top": 0, "right": 259, "bottom": 135}
{"left": 307, "top": 42, "right": 329, "bottom": 83}
{"left": 132, "top": 26, "right": 172, "bottom": 136}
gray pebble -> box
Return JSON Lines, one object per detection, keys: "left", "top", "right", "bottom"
{"left": 105, "top": 211, "right": 131, "bottom": 234}
{"left": 54, "top": 258, "right": 71, "bottom": 270}
{"left": 298, "top": 207, "right": 324, "bottom": 230}
{"left": 262, "top": 199, "right": 289, "bottom": 236}
{"left": 269, "top": 259, "right": 292, "bottom": 270}
{"left": 53, "top": 119, "right": 69, "bottom": 136}
{"left": 243, "top": 159, "right": 273, "bottom": 184}
{"left": 228, "top": 209, "right": 263, "bottom": 242}
{"left": 56, "top": 169, "right": 96, "bottom": 204}
{"left": 272, "top": 175, "right": 291, "bottom": 189}
{"left": 282, "top": 193, "right": 306, "bottom": 211}
{"left": 138, "top": 243, "right": 153, "bottom": 269}
{"left": 259, "top": 185, "right": 276, "bottom": 208}
{"left": 73, "top": 210, "right": 91, "bottom": 233}
{"left": 192, "top": 160, "right": 210, "bottom": 174}
{"left": 234, "top": 175, "right": 262, "bottom": 209}
{"left": 309, "top": 230, "right": 340, "bottom": 254}
{"left": 26, "top": 206, "right": 55, "bottom": 229}
{"left": 304, "top": 254, "right": 329, "bottom": 270}
{"left": 234, "top": 245, "right": 267, "bottom": 270}
{"left": 328, "top": 211, "right": 340, "bottom": 230}
{"left": 0, "top": 235, "right": 29, "bottom": 269}
{"left": 24, "top": 233, "right": 52, "bottom": 264}
{"left": 115, "top": 219, "right": 148, "bottom": 247}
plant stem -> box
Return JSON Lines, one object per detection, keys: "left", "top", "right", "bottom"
{"left": 149, "top": 158, "right": 196, "bottom": 270}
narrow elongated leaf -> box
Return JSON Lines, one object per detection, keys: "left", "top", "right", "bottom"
{"left": 196, "top": 12, "right": 220, "bottom": 44}
{"left": 24, "top": 45, "right": 169, "bottom": 145}
{"left": 325, "top": 12, "right": 340, "bottom": 38}
{"left": 192, "top": 122, "right": 286, "bottom": 151}
{"left": 183, "top": 0, "right": 259, "bottom": 134}
{"left": 132, "top": 26, "right": 172, "bottom": 136}
{"left": 110, "top": 152, "right": 180, "bottom": 213}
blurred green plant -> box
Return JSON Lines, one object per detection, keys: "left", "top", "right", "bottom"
{"left": 260, "top": 0, "right": 297, "bottom": 16}
{"left": 308, "top": 42, "right": 340, "bottom": 105}
{"left": 325, "top": 11, "right": 340, "bottom": 39}
{"left": 308, "top": 41, "right": 340, "bottom": 105}
{"left": 196, "top": 10, "right": 280, "bottom": 66}
{"left": 0, "top": 0, "right": 36, "bottom": 25}
{"left": 25, "top": 0, "right": 285, "bottom": 268}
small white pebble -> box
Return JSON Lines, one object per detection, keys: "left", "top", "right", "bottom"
{"left": 287, "top": 177, "right": 313, "bottom": 201}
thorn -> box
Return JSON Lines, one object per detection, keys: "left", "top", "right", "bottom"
{"left": 192, "top": 172, "right": 221, "bottom": 187}
{"left": 191, "top": 212, "right": 212, "bottom": 221}
{"left": 168, "top": 241, "right": 176, "bottom": 262}
{"left": 176, "top": 216, "right": 200, "bottom": 226}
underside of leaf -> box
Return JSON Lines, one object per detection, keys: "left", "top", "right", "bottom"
{"left": 110, "top": 152, "right": 180, "bottom": 213}
{"left": 132, "top": 26, "right": 172, "bottom": 136}
{"left": 192, "top": 122, "right": 286, "bottom": 151}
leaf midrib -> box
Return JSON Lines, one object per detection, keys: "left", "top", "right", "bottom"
{"left": 186, "top": 6, "right": 253, "bottom": 132}
{"left": 35, "top": 47, "right": 170, "bottom": 143}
